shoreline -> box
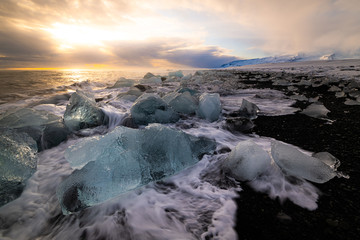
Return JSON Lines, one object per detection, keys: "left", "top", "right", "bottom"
{"left": 220, "top": 68, "right": 360, "bottom": 240}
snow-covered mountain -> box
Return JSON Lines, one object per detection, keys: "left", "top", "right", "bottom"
{"left": 220, "top": 54, "right": 336, "bottom": 68}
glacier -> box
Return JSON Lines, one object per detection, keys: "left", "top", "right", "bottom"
{"left": 58, "top": 124, "right": 216, "bottom": 214}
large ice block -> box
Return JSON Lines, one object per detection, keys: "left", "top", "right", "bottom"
{"left": 301, "top": 102, "right": 330, "bottom": 119}
{"left": 109, "top": 77, "right": 135, "bottom": 88}
{"left": 0, "top": 108, "right": 68, "bottom": 151}
{"left": 223, "top": 140, "right": 271, "bottom": 181}
{"left": 271, "top": 141, "right": 340, "bottom": 183}
{"left": 58, "top": 124, "right": 216, "bottom": 214}
{"left": 130, "top": 93, "right": 179, "bottom": 125}
{"left": 0, "top": 128, "right": 38, "bottom": 206}
{"left": 64, "top": 90, "right": 107, "bottom": 131}
{"left": 197, "top": 93, "right": 221, "bottom": 122}
{"left": 162, "top": 91, "right": 198, "bottom": 114}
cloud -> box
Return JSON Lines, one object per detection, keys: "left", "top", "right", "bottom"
{"left": 0, "top": 0, "right": 359, "bottom": 69}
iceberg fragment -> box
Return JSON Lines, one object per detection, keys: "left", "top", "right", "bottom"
{"left": 223, "top": 140, "right": 271, "bottom": 181}
{"left": 58, "top": 124, "right": 216, "bottom": 214}
{"left": 0, "top": 108, "right": 67, "bottom": 150}
{"left": 271, "top": 141, "right": 345, "bottom": 183}
{"left": 197, "top": 93, "right": 221, "bottom": 122}
{"left": 301, "top": 102, "right": 330, "bottom": 118}
{"left": 109, "top": 77, "right": 135, "bottom": 88}
{"left": 238, "top": 99, "right": 260, "bottom": 119}
{"left": 162, "top": 91, "right": 198, "bottom": 114}
{"left": 130, "top": 93, "right": 179, "bottom": 125}
{"left": 64, "top": 90, "right": 107, "bottom": 131}
{"left": 0, "top": 128, "right": 38, "bottom": 206}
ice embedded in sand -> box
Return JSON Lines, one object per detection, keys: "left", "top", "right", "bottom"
{"left": 0, "top": 128, "right": 38, "bottom": 206}
{"left": 58, "top": 124, "right": 216, "bottom": 214}
{"left": 197, "top": 93, "right": 221, "bottom": 122}
{"left": 223, "top": 140, "right": 271, "bottom": 181}
{"left": 64, "top": 90, "right": 107, "bottom": 131}
{"left": 271, "top": 140, "right": 341, "bottom": 183}
{"left": 301, "top": 102, "right": 330, "bottom": 118}
{"left": 130, "top": 93, "right": 179, "bottom": 125}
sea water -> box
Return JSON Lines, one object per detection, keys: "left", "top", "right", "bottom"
{"left": 0, "top": 70, "right": 320, "bottom": 240}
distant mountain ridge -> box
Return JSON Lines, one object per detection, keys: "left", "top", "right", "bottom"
{"left": 220, "top": 54, "right": 335, "bottom": 68}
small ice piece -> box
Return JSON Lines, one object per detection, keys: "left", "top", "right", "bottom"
{"left": 344, "top": 99, "right": 360, "bottom": 105}
{"left": 58, "top": 124, "right": 216, "bottom": 213}
{"left": 223, "top": 140, "right": 271, "bottom": 181}
{"left": 290, "top": 95, "right": 308, "bottom": 102}
{"left": 197, "top": 93, "right": 221, "bottom": 122}
{"left": 271, "top": 141, "right": 340, "bottom": 183}
{"left": 64, "top": 90, "right": 107, "bottom": 131}
{"left": 238, "top": 99, "right": 260, "bottom": 119}
{"left": 109, "top": 77, "right": 135, "bottom": 88}
{"left": 168, "top": 70, "right": 184, "bottom": 79}
{"left": 312, "top": 152, "right": 340, "bottom": 170}
{"left": 140, "top": 75, "right": 162, "bottom": 84}
{"left": 143, "top": 72, "right": 155, "bottom": 79}
{"left": 301, "top": 102, "right": 330, "bottom": 118}
{"left": 0, "top": 128, "right": 38, "bottom": 206}
{"left": 130, "top": 93, "right": 179, "bottom": 125}
{"left": 328, "top": 85, "right": 341, "bottom": 92}
{"left": 162, "top": 91, "right": 198, "bottom": 114}
{"left": 335, "top": 91, "right": 346, "bottom": 98}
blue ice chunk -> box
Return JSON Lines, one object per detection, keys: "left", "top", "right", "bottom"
{"left": 162, "top": 91, "right": 198, "bottom": 114}
{"left": 58, "top": 124, "right": 216, "bottom": 214}
{"left": 130, "top": 93, "right": 179, "bottom": 125}
{"left": 0, "top": 108, "right": 67, "bottom": 150}
{"left": 64, "top": 90, "right": 107, "bottom": 131}
{"left": 0, "top": 128, "right": 38, "bottom": 206}
{"left": 197, "top": 93, "right": 221, "bottom": 122}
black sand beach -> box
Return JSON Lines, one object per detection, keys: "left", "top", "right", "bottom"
{"left": 225, "top": 70, "right": 360, "bottom": 240}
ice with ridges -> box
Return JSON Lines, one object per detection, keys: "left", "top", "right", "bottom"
{"left": 64, "top": 90, "right": 107, "bottom": 131}
{"left": 271, "top": 140, "right": 346, "bottom": 183}
{"left": 197, "top": 93, "right": 221, "bottom": 122}
{"left": 58, "top": 124, "right": 216, "bottom": 214}
{"left": 130, "top": 93, "right": 179, "bottom": 125}
{"left": 223, "top": 140, "right": 271, "bottom": 181}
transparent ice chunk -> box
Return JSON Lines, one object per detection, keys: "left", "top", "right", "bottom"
{"left": 0, "top": 128, "right": 38, "bottom": 206}
{"left": 130, "top": 93, "right": 179, "bottom": 125}
{"left": 64, "top": 90, "right": 107, "bottom": 131}
{"left": 271, "top": 141, "right": 344, "bottom": 183}
{"left": 58, "top": 124, "right": 216, "bottom": 214}
{"left": 223, "top": 140, "right": 271, "bottom": 181}
{"left": 162, "top": 91, "right": 198, "bottom": 114}
{"left": 197, "top": 93, "right": 221, "bottom": 122}
{"left": 238, "top": 99, "right": 260, "bottom": 119}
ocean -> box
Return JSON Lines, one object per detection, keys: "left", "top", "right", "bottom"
{"left": 0, "top": 69, "right": 323, "bottom": 240}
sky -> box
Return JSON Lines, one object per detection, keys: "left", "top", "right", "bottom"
{"left": 0, "top": 0, "right": 359, "bottom": 70}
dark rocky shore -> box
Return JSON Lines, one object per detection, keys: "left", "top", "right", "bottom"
{"left": 223, "top": 70, "right": 360, "bottom": 240}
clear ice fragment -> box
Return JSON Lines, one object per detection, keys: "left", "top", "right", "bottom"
{"left": 64, "top": 90, "right": 107, "bottom": 131}
{"left": 162, "top": 91, "right": 198, "bottom": 114}
{"left": 58, "top": 124, "right": 216, "bottom": 214}
{"left": 197, "top": 93, "right": 221, "bottom": 122}
{"left": 223, "top": 140, "right": 271, "bottom": 181}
